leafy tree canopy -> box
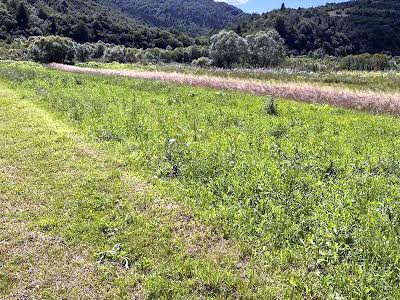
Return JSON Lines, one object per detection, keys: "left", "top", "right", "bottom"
{"left": 0, "top": 0, "right": 194, "bottom": 49}
{"left": 96, "top": 0, "right": 246, "bottom": 35}
{"left": 232, "top": 0, "right": 400, "bottom": 56}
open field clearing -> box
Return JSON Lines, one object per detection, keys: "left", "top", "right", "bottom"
{"left": 0, "top": 63, "right": 269, "bottom": 299}
{"left": 51, "top": 63, "right": 400, "bottom": 115}
{"left": 1, "top": 61, "right": 400, "bottom": 298}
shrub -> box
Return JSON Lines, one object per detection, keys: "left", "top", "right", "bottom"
{"left": 103, "top": 46, "right": 127, "bottom": 63}
{"left": 191, "top": 57, "right": 212, "bottom": 68}
{"left": 340, "top": 53, "right": 391, "bottom": 71}
{"left": 28, "top": 36, "right": 77, "bottom": 63}
{"left": 76, "top": 43, "right": 93, "bottom": 62}
{"left": 0, "top": 47, "right": 29, "bottom": 61}
{"left": 389, "top": 57, "right": 400, "bottom": 71}
{"left": 125, "top": 48, "right": 139, "bottom": 63}
{"left": 264, "top": 96, "right": 278, "bottom": 115}
{"left": 159, "top": 49, "right": 172, "bottom": 63}
{"left": 92, "top": 41, "right": 106, "bottom": 59}
{"left": 134, "top": 49, "right": 157, "bottom": 64}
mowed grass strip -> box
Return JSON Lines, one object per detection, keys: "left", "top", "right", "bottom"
{"left": 0, "top": 79, "right": 273, "bottom": 299}
{"left": 0, "top": 88, "right": 122, "bottom": 299}
{"left": 1, "top": 61, "right": 400, "bottom": 298}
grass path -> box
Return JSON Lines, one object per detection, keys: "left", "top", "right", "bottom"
{"left": 0, "top": 87, "right": 122, "bottom": 299}
{"left": 48, "top": 63, "right": 400, "bottom": 115}
{"left": 0, "top": 80, "right": 272, "bottom": 298}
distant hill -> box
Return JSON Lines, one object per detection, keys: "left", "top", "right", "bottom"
{"left": 0, "top": 0, "right": 193, "bottom": 48}
{"left": 96, "top": 0, "right": 246, "bottom": 35}
{"left": 2, "top": 0, "right": 399, "bottom": 57}
{"left": 232, "top": 0, "right": 400, "bottom": 56}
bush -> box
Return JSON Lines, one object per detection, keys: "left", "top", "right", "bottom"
{"left": 282, "top": 56, "right": 341, "bottom": 72}
{"left": 0, "top": 47, "right": 29, "bottom": 61}
{"left": 103, "top": 46, "right": 127, "bottom": 63}
{"left": 76, "top": 43, "right": 94, "bottom": 62}
{"left": 264, "top": 96, "right": 278, "bottom": 115}
{"left": 125, "top": 48, "right": 139, "bottom": 63}
{"left": 92, "top": 41, "right": 106, "bottom": 59}
{"left": 340, "top": 53, "right": 391, "bottom": 71}
{"left": 191, "top": 57, "right": 212, "bottom": 67}
{"left": 389, "top": 57, "right": 400, "bottom": 70}
{"left": 28, "top": 36, "right": 77, "bottom": 63}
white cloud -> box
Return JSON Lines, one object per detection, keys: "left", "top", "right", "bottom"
{"left": 215, "top": 0, "right": 249, "bottom": 5}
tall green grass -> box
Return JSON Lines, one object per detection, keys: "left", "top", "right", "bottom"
{"left": 2, "top": 61, "right": 400, "bottom": 298}
{"left": 79, "top": 61, "right": 400, "bottom": 92}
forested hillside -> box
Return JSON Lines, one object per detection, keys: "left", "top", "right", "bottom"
{"left": 96, "top": 0, "right": 246, "bottom": 35}
{"left": 0, "top": 0, "right": 193, "bottom": 48}
{"left": 1, "top": 0, "right": 400, "bottom": 57}
{"left": 233, "top": 0, "right": 400, "bottom": 56}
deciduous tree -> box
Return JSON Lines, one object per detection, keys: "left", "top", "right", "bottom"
{"left": 209, "top": 30, "right": 247, "bottom": 68}
{"left": 246, "top": 30, "right": 286, "bottom": 67}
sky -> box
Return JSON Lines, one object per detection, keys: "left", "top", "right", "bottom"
{"left": 217, "top": 0, "right": 348, "bottom": 13}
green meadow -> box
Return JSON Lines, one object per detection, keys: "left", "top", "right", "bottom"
{"left": 79, "top": 61, "right": 400, "bottom": 92}
{"left": 1, "top": 61, "right": 400, "bottom": 299}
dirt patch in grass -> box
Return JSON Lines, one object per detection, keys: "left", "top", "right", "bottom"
{"left": 121, "top": 172, "right": 151, "bottom": 195}
{"left": 146, "top": 198, "right": 243, "bottom": 264}
{"left": 0, "top": 174, "right": 118, "bottom": 299}
{"left": 0, "top": 228, "right": 116, "bottom": 299}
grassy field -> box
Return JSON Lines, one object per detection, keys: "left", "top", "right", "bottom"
{"left": 78, "top": 61, "right": 400, "bottom": 92}
{"left": 1, "top": 61, "right": 400, "bottom": 299}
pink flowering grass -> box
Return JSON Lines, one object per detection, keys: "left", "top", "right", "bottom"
{"left": 48, "top": 63, "right": 400, "bottom": 115}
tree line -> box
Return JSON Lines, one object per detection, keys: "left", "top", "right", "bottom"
{"left": 233, "top": 0, "right": 400, "bottom": 56}
{"left": 3, "top": 32, "right": 398, "bottom": 72}
{"left": 97, "top": 0, "right": 245, "bottom": 35}
{"left": 0, "top": 0, "right": 195, "bottom": 49}
{"left": 2, "top": 30, "right": 286, "bottom": 69}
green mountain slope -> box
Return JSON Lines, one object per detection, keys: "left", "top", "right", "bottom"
{"left": 233, "top": 0, "right": 400, "bottom": 56}
{"left": 0, "top": 0, "right": 193, "bottom": 48}
{"left": 96, "top": 0, "right": 246, "bottom": 35}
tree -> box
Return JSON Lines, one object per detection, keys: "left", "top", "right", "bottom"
{"left": 246, "top": 30, "right": 286, "bottom": 67}
{"left": 92, "top": 41, "right": 106, "bottom": 59}
{"left": 209, "top": 30, "right": 247, "bottom": 68}
{"left": 29, "top": 35, "right": 77, "bottom": 63}
{"left": 76, "top": 43, "right": 93, "bottom": 62}
{"left": 49, "top": 17, "right": 57, "bottom": 35}
{"left": 16, "top": 2, "right": 29, "bottom": 29}
{"left": 103, "top": 46, "right": 127, "bottom": 63}
{"left": 281, "top": 3, "right": 286, "bottom": 10}
{"left": 73, "top": 21, "right": 89, "bottom": 43}
{"left": 38, "top": 7, "right": 48, "bottom": 20}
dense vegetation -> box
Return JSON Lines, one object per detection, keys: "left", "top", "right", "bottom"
{"left": 96, "top": 0, "right": 245, "bottom": 35}
{"left": 2, "top": 61, "right": 400, "bottom": 298}
{"left": 0, "top": 0, "right": 194, "bottom": 48}
{"left": 233, "top": 0, "right": 400, "bottom": 56}
{"left": 2, "top": 0, "right": 400, "bottom": 58}
{"left": 0, "top": 32, "right": 286, "bottom": 69}
{"left": 80, "top": 59, "right": 400, "bottom": 92}
{"left": 0, "top": 35, "right": 210, "bottom": 64}
{"left": 2, "top": 33, "right": 399, "bottom": 74}
{"left": 209, "top": 29, "right": 286, "bottom": 68}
